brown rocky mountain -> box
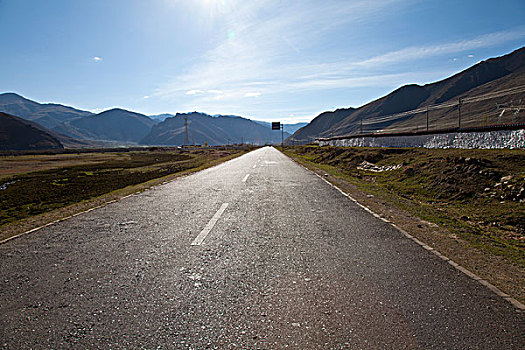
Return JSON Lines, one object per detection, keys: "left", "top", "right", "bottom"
{"left": 288, "top": 46, "right": 525, "bottom": 143}
{"left": 0, "top": 112, "right": 63, "bottom": 150}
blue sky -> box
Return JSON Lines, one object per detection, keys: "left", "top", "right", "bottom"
{"left": 1, "top": 0, "right": 524, "bottom": 122}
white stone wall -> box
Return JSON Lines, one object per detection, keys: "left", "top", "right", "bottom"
{"left": 319, "top": 129, "right": 525, "bottom": 149}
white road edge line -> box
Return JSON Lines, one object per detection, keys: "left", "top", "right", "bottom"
{"left": 191, "top": 203, "right": 229, "bottom": 246}
{"left": 242, "top": 174, "right": 250, "bottom": 183}
{"left": 302, "top": 164, "right": 525, "bottom": 311}
{"left": 1, "top": 209, "right": 96, "bottom": 245}
{"left": 1, "top": 188, "right": 159, "bottom": 245}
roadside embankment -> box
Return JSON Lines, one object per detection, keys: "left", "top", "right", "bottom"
{"left": 282, "top": 145, "right": 525, "bottom": 303}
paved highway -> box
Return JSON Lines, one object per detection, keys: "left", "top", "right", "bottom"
{"left": 1, "top": 147, "right": 523, "bottom": 349}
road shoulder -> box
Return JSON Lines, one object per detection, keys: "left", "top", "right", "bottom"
{"left": 282, "top": 149, "right": 525, "bottom": 307}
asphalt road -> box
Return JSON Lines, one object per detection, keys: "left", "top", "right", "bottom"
{"left": 1, "top": 146, "right": 523, "bottom": 349}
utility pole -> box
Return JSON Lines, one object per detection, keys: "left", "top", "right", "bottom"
{"left": 426, "top": 106, "right": 429, "bottom": 132}
{"left": 281, "top": 124, "right": 284, "bottom": 146}
{"left": 458, "top": 98, "right": 462, "bottom": 129}
{"left": 360, "top": 119, "right": 363, "bottom": 134}
{"left": 184, "top": 116, "right": 189, "bottom": 145}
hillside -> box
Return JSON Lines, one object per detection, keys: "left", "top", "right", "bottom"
{"left": 0, "top": 93, "right": 292, "bottom": 146}
{"left": 0, "top": 93, "right": 93, "bottom": 130}
{"left": 288, "top": 108, "right": 355, "bottom": 144}
{"left": 0, "top": 94, "right": 155, "bottom": 143}
{"left": 288, "top": 46, "right": 525, "bottom": 143}
{"left": 0, "top": 112, "right": 63, "bottom": 150}
{"left": 142, "top": 112, "right": 289, "bottom": 145}
{"left": 61, "top": 108, "right": 157, "bottom": 143}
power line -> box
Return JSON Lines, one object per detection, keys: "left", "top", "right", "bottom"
{"left": 361, "top": 85, "right": 525, "bottom": 127}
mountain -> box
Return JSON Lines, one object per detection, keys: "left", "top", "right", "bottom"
{"left": 287, "top": 108, "right": 355, "bottom": 144}
{"left": 0, "top": 112, "right": 63, "bottom": 150}
{"left": 253, "top": 121, "right": 309, "bottom": 135}
{"left": 0, "top": 93, "right": 289, "bottom": 145}
{"left": 288, "top": 46, "right": 525, "bottom": 143}
{"left": 141, "top": 112, "right": 290, "bottom": 145}
{"left": 0, "top": 94, "right": 156, "bottom": 143}
{"left": 61, "top": 108, "right": 157, "bottom": 143}
{"left": 283, "top": 122, "right": 309, "bottom": 134}
{"left": 0, "top": 93, "right": 93, "bottom": 130}
{"left": 149, "top": 113, "right": 174, "bottom": 122}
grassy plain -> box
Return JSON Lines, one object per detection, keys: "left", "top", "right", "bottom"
{"left": 282, "top": 145, "right": 525, "bottom": 302}
{"left": 0, "top": 147, "right": 253, "bottom": 237}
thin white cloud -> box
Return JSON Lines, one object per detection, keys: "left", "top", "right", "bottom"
{"left": 92, "top": 56, "right": 102, "bottom": 62}
{"left": 158, "top": 28, "right": 524, "bottom": 106}
{"left": 89, "top": 106, "right": 120, "bottom": 113}
{"left": 356, "top": 28, "right": 525, "bottom": 67}
{"left": 152, "top": 0, "right": 525, "bottom": 120}
{"left": 186, "top": 89, "right": 204, "bottom": 95}
{"left": 155, "top": 0, "right": 411, "bottom": 99}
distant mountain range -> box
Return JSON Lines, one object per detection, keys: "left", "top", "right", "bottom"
{"left": 0, "top": 94, "right": 292, "bottom": 149}
{"left": 57, "top": 108, "right": 156, "bottom": 143}
{"left": 150, "top": 114, "right": 306, "bottom": 136}
{"left": 149, "top": 114, "right": 173, "bottom": 123}
{"left": 142, "top": 112, "right": 289, "bottom": 146}
{"left": 288, "top": 46, "right": 525, "bottom": 144}
{"left": 2, "top": 46, "right": 523, "bottom": 150}
{"left": 253, "top": 121, "right": 308, "bottom": 135}
{"left": 0, "top": 93, "right": 93, "bottom": 130}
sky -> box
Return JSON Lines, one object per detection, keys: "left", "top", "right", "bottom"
{"left": 0, "top": 0, "right": 524, "bottom": 123}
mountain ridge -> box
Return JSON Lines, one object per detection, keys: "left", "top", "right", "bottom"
{"left": 288, "top": 46, "right": 525, "bottom": 143}
{"left": 0, "top": 93, "right": 296, "bottom": 146}
{"left": 0, "top": 93, "right": 93, "bottom": 130}
{"left": 62, "top": 108, "right": 157, "bottom": 142}
{"left": 142, "top": 112, "right": 289, "bottom": 146}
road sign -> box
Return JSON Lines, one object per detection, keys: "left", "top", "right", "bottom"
{"left": 272, "top": 122, "right": 284, "bottom": 146}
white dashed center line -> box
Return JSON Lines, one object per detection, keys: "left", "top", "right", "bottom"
{"left": 242, "top": 174, "right": 250, "bottom": 183}
{"left": 191, "top": 203, "right": 229, "bottom": 246}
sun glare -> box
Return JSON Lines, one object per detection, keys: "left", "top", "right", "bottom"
{"left": 201, "top": 0, "right": 231, "bottom": 15}
{"left": 202, "top": 0, "right": 226, "bottom": 5}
